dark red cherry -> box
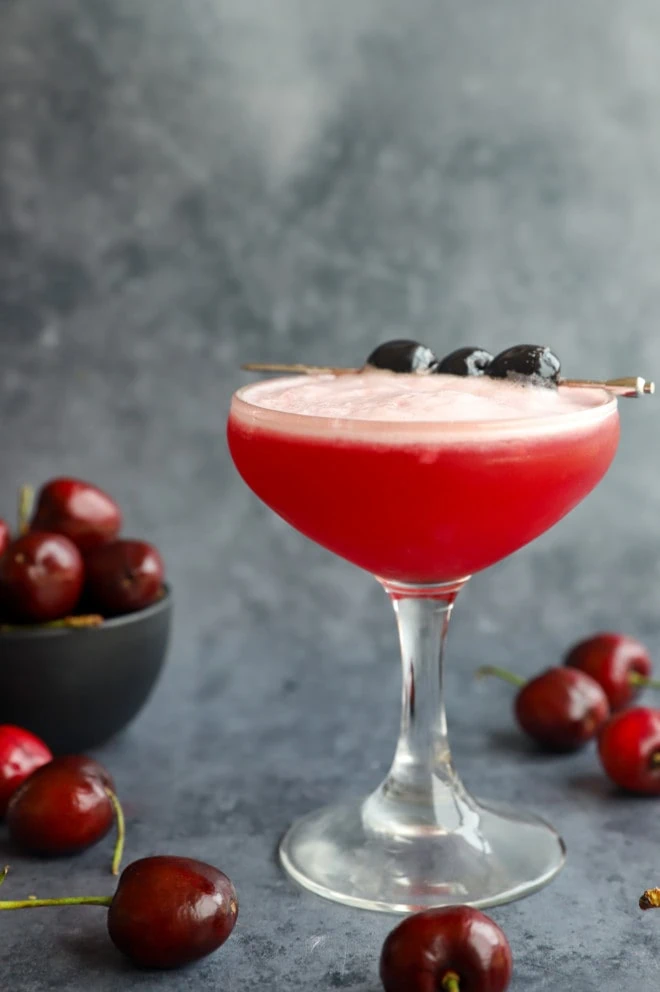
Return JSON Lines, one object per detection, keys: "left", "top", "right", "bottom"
{"left": 0, "top": 725, "right": 52, "bottom": 817}
{"left": 565, "top": 632, "right": 654, "bottom": 710}
{"left": 478, "top": 665, "right": 610, "bottom": 751}
{"left": 107, "top": 857, "right": 238, "bottom": 968}
{"left": 31, "top": 478, "right": 122, "bottom": 553}
{"left": 0, "top": 532, "right": 84, "bottom": 622}
{"left": 0, "top": 856, "right": 239, "bottom": 970}
{"left": 380, "top": 905, "right": 512, "bottom": 992}
{"left": 85, "top": 539, "right": 165, "bottom": 615}
{"left": 7, "top": 755, "right": 116, "bottom": 856}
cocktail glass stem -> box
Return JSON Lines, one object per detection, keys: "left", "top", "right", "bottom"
{"left": 363, "top": 580, "right": 469, "bottom": 835}
{"left": 279, "top": 576, "right": 566, "bottom": 912}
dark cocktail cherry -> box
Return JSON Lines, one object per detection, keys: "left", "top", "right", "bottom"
{"left": 598, "top": 707, "right": 660, "bottom": 794}
{"left": 487, "top": 344, "right": 561, "bottom": 386}
{"left": 0, "top": 856, "right": 239, "bottom": 970}
{"left": 477, "top": 665, "right": 610, "bottom": 751}
{"left": 7, "top": 755, "right": 125, "bottom": 874}
{"left": 0, "top": 725, "right": 52, "bottom": 817}
{"left": 564, "top": 632, "right": 658, "bottom": 711}
{"left": 380, "top": 906, "right": 512, "bottom": 992}
{"left": 365, "top": 339, "right": 439, "bottom": 374}
{"left": 435, "top": 347, "right": 494, "bottom": 377}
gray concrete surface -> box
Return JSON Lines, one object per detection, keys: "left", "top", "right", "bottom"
{"left": 1, "top": 1, "right": 659, "bottom": 988}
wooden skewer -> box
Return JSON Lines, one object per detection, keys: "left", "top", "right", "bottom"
{"left": 241, "top": 364, "right": 655, "bottom": 398}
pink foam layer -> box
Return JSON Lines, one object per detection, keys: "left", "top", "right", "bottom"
{"left": 237, "top": 372, "right": 613, "bottom": 424}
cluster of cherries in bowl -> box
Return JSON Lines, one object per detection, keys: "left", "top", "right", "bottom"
{"left": 0, "top": 477, "right": 165, "bottom": 626}
{"left": 0, "top": 725, "right": 238, "bottom": 970}
{"left": 365, "top": 339, "right": 562, "bottom": 385}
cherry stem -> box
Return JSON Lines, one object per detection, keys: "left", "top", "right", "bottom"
{"left": 105, "top": 789, "right": 125, "bottom": 876}
{"left": 475, "top": 665, "right": 526, "bottom": 688}
{"left": 0, "top": 615, "right": 104, "bottom": 633}
{"left": 0, "top": 896, "right": 112, "bottom": 911}
{"left": 17, "top": 485, "right": 34, "bottom": 537}
{"left": 640, "top": 888, "right": 660, "bottom": 910}
{"left": 442, "top": 972, "right": 461, "bottom": 992}
{"left": 0, "top": 866, "right": 8, "bottom": 888}
{"left": 628, "top": 672, "right": 660, "bottom": 691}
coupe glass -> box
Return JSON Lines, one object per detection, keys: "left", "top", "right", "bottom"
{"left": 228, "top": 378, "right": 620, "bottom": 912}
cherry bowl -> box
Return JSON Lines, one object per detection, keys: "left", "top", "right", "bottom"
{"left": 0, "top": 589, "right": 172, "bottom": 752}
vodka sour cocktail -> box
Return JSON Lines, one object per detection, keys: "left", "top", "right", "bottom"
{"left": 228, "top": 362, "right": 620, "bottom": 913}
{"left": 229, "top": 373, "right": 619, "bottom": 583}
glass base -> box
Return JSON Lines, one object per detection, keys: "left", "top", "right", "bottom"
{"left": 279, "top": 791, "right": 566, "bottom": 913}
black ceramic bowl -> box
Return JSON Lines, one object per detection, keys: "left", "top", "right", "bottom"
{"left": 0, "top": 589, "right": 172, "bottom": 753}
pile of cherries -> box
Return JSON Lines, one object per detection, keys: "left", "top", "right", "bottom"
{"left": 0, "top": 724, "right": 238, "bottom": 969}
{"left": 365, "top": 339, "right": 562, "bottom": 386}
{"left": 0, "top": 477, "right": 165, "bottom": 626}
{"left": 478, "top": 632, "right": 660, "bottom": 795}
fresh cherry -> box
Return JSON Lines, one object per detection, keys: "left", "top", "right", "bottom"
{"left": 564, "top": 632, "right": 656, "bottom": 711}
{"left": 0, "top": 519, "right": 10, "bottom": 559}
{"left": 598, "top": 707, "right": 660, "bottom": 794}
{"left": 85, "top": 539, "right": 165, "bottom": 615}
{"left": 478, "top": 665, "right": 610, "bottom": 751}
{"left": 365, "top": 339, "right": 439, "bottom": 374}
{"left": 0, "top": 532, "right": 84, "bottom": 622}
{"left": 31, "top": 478, "right": 122, "bottom": 553}
{"left": 380, "top": 906, "right": 512, "bottom": 992}
{"left": 0, "top": 726, "right": 52, "bottom": 817}
{"left": 487, "top": 344, "right": 561, "bottom": 386}
{"left": 7, "top": 755, "right": 125, "bottom": 872}
{"left": 0, "top": 856, "right": 239, "bottom": 970}
{"left": 435, "top": 347, "right": 494, "bottom": 377}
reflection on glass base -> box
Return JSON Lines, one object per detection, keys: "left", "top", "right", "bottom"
{"left": 279, "top": 793, "right": 566, "bottom": 914}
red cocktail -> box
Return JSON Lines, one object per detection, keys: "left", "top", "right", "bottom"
{"left": 228, "top": 370, "right": 619, "bottom": 912}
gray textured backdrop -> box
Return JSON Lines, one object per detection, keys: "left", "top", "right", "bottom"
{"left": 1, "top": 2, "right": 659, "bottom": 990}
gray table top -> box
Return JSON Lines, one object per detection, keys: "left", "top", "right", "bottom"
{"left": 2, "top": 1, "right": 660, "bottom": 988}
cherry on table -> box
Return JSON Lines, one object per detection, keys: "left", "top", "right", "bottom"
{"left": 31, "top": 478, "right": 122, "bottom": 554}
{"left": 85, "top": 539, "right": 165, "bottom": 615}
{"left": 0, "top": 532, "right": 84, "bottom": 622}
{"left": 0, "top": 725, "right": 52, "bottom": 817}
{"left": 477, "top": 665, "right": 610, "bottom": 751}
{"left": 380, "top": 905, "right": 512, "bottom": 992}
{"left": 598, "top": 707, "right": 660, "bottom": 794}
{"left": 0, "top": 856, "right": 239, "bottom": 970}
{"left": 7, "top": 754, "right": 125, "bottom": 873}
{"left": 564, "top": 632, "right": 656, "bottom": 710}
